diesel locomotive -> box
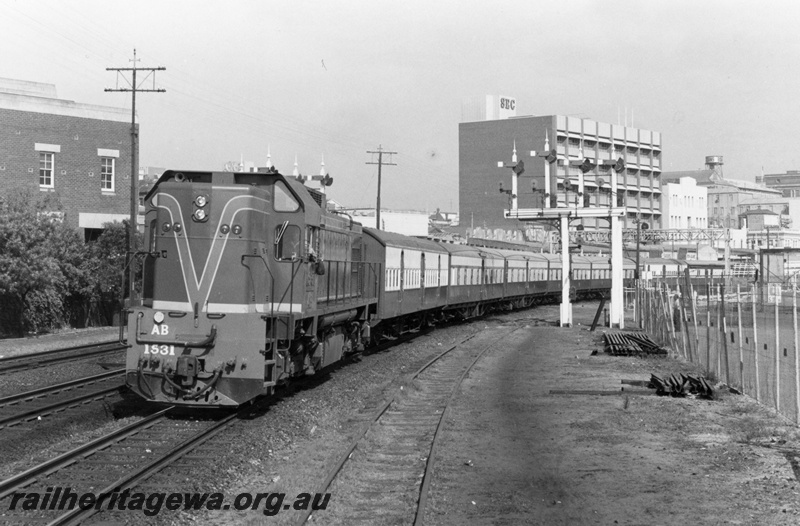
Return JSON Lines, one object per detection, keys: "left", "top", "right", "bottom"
{"left": 125, "top": 168, "right": 634, "bottom": 407}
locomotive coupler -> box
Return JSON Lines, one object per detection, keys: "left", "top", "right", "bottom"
{"left": 176, "top": 354, "right": 199, "bottom": 387}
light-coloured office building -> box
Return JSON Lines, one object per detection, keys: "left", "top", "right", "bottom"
{"left": 662, "top": 176, "right": 707, "bottom": 229}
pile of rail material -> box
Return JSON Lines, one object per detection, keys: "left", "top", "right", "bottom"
{"left": 649, "top": 373, "right": 715, "bottom": 399}
{"left": 603, "top": 331, "right": 668, "bottom": 357}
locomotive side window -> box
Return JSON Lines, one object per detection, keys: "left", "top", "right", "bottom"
{"left": 275, "top": 223, "right": 301, "bottom": 261}
{"left": 274, "top": 181, "right": 300, "bottom": 212}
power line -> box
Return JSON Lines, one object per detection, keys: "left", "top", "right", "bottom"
{"left": 105, "top": 49, "right": 165, "bottom": 302}
{"left": 366, "top": 145, "right": 397, "bottom": 229}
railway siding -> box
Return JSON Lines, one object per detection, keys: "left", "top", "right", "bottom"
{"left": 0, "top": 327, "right": 121, "bottom": 359}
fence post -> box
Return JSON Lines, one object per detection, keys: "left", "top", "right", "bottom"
{"left": 720, "top": 283, "right": 731, "bottom": 386}
{"left": 664, "top": 285, "right": 678, "bottom": 353}
{"left": 776, "top": 297, "right": 781, "bottom": 414}
{"left": 752, "top": 283, "right": 760, "bottom": 402}
{"left": 737, "top": 284, "right": 744, "bottom": 391}
{"left": 679, "top": 283, "right": 693, "bottom": 362}
{"left": 716, "top": 284, "right": 723, "bottom": 378}
{"left": 794, "top": 287, "right": 799, "bottom": 424}
{"left": 706, "top": 284, "right": 712, "bottom": 374}
{"left": 690, "top": 283, "right": 699, "bottom": 366}
{"left": 660, "top": 284, "right": 670, "bottom": 348}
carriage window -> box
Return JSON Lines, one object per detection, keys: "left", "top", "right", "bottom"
{"left": 274, "top": 181, "right": 300, "bottom": 212}
{"left": 274, "top": 223, "right": 301, "bottom": 260}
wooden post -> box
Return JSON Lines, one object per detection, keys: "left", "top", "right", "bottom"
{"left": 706, "top": 284, "right": 712, "bottom": 374}
{"left": 690, "top": 282, "right": 699, "bottom": 366}
{"left": 776, "top": 298, "right": 781, "bottom": 414}
{"left": 794, "top": 287, "right": 799, "bottom": 423}
{"left": 716, "top": 284, "right": 722, "bottom": 378}
{"left": 720, "top": 283, "right": 731, "bottom": 386}
{"left": 665, "top": 284, "right": 676, "bottom": 354}
{"left": 679, "top": 283, "right": 693, "bottom": 362}
{"left": 752, "top": 283, "right": 760, "bottom": 402}
{"left": 663, "top": 285, "right": 676, "bottom": 351}
{"left": 737, "top": 284, "right": 744, "bottom": 391}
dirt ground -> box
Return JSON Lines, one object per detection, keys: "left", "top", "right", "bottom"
{"left": 423, "top": 303, "right": 800, "bottom": 526}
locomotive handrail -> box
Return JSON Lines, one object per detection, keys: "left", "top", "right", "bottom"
{"left": 330, "top": 209, "right": 354, "bottom": 228}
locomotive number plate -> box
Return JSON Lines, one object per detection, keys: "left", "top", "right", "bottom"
{"left": 144, "top": 344, "right": 175, "bottom": 356}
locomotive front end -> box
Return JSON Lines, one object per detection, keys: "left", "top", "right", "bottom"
{"left": 125, "top": 170, "right": 279, "bottom": 407}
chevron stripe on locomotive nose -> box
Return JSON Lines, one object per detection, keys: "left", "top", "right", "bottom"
{"left": 153, "top": 192, "right": 271, "bottom": 312}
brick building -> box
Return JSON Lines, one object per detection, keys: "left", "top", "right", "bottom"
{"left": 459, "top": 114, "right": 663, "bottom": 235}
{"left": 0, "top": 77, "right": 133, "bottom": 239}
{"left": 757, "top": 169, "right": 800, "bottom": 197}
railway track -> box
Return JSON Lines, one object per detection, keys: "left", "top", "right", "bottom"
{"left": 0, "top": 406, "right": 240, "bottom": 525}
{"left": 0, "top": 341, "right": 125, "bottom": 375}
{"left": 0, "top": 370, "right": 125, "bottom": 430}
{"left": 297, "top": 323, "right": 520, "bottom": 525}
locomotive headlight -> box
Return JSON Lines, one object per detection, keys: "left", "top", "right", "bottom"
{"left": 232, "top": 224, "right": 242, "bottom": 235}
{"left": 161, "top": 222, "right": 171, "bottom": 233}
{"left": 195, "top": 195, "right": 208, "bottom": 208}
{"left": 153, "top": 311, "right": 165, "bottom": 324}
{"left": 194, "top": 209, "right": 207, "bottom": 221}
{"left": 220, "top": 224, "right": 230, "bottom": 234}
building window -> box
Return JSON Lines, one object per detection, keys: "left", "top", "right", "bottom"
{"left": 101, "top": 157, "right": 115, "bottom": 192}
{"left": 39, "top": 152, "right": 54, "bottom": 188}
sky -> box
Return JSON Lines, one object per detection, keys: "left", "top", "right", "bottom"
{"left": 2, "top": 0, "right": 800, "bottom": 213}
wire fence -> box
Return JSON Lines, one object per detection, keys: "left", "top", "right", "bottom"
{"left": 637, "top": 276, "right": 800, "bottom": 424}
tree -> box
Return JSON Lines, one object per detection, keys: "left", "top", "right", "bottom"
{"left": 83, "top": 220, "right": 131, "bottom": 326}
{"left": 0, "top": 190, "right": 79, "bottom": 336}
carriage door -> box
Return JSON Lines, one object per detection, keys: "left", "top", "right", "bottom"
{"left": 525, "top": 259, "right": 530, "bottom": 292}
{"left": 480, "top": 255, "right": 487, "bottom": 301}
{"left": 420, "top": 253, "right": 426, "bottom": 309}
{"left": 399, "top": 250, "right": 405, "bottom": 310}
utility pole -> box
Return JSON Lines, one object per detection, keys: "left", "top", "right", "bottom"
{"left": 105, "top": 49, "right": 165, "bottom": 305}
{"left": 366, "top": 145, "right": 396, "bottom": 229}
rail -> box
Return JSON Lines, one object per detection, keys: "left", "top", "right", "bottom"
{"left": 0, "top": 406, "right": 241, "bottom": 525}
{"left": 0, "top": 341, "right": 125, "bottom": 375}
{"left": 0, "top": 369, "right": 124, "bottom": 429}
{"left": 295, "top": 325, "right": 519, "bottom": 525}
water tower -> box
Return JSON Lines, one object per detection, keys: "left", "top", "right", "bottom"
{"left": 705, "top": 155, "right": 724, "bottom": 175}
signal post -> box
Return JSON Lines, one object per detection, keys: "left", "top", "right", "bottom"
{"left": 499, "top": 140, "right": 627, "bottom": 328}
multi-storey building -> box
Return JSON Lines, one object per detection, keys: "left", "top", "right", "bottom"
{"left": 662, "top": 176, "right": 707, "bottom": 229}
{"left": 756, "top": 169, "right": 800, "bottom": 197}
{"left": 459, "top": 114, "right": 663, "bottom": 233}
{"left": 0, "top": 77, "right": 132, "bottom": 239}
